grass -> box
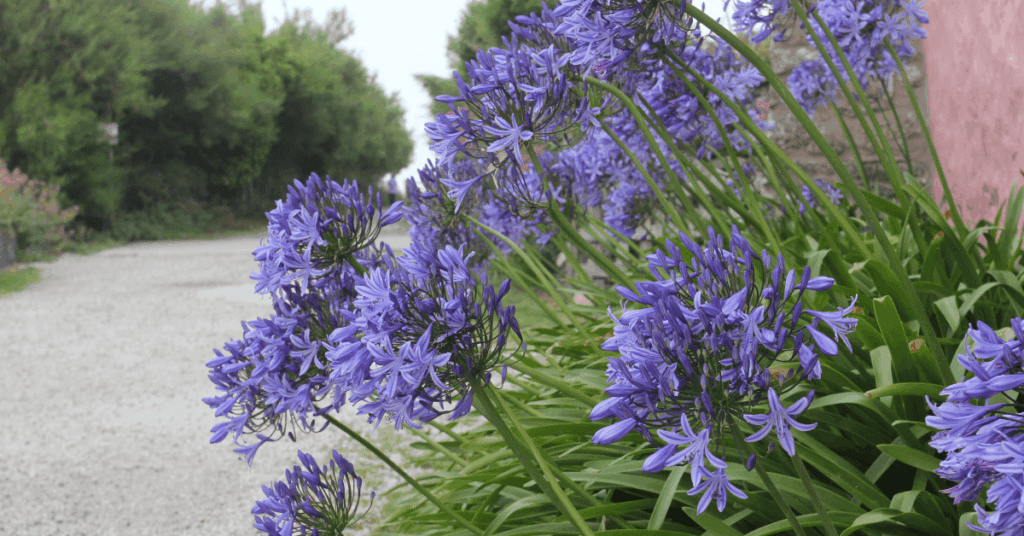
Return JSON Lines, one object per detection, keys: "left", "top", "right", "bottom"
{"left": 0, "top": 265, "right": 41, "bottom": 298}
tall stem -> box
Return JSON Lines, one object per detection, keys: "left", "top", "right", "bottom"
{"left": 727, "top": 415, "right": 806, "bottom": 536}
{"left": 472, "top": 383, "right": 597, "bottom": 536}
{"left": 791, "top": 451, "right": 840, "bottom": 536}
{"left": 317, "top": 410, "right": 484, "bottom": 535}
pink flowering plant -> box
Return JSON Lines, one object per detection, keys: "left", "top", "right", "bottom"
{"left": 0, "top": 159, "right": 78, "bottom": 255}
{"left": 206, "top": 1, "right": 1024, "bottom": 535}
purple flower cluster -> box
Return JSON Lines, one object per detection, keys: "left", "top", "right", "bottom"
{"left": 206, "top": 173, "right": 521, "bottom": 464}
{"left": 253, "top": 449, "right": 373, "bottom": 536}
{"left": 927, "top": 319, "right": 1024, "bottom": 535}
{"left": 251, "top": 173, "right": 403, "bottom": 297}
{"left": 730, "top": 0, "right": 929, "bottom": 118}
{"left": 326, "top": 240, "right": 523, "bottom": 431}
{"left": 590, "top": 225, "right": 858, "bottom": 513}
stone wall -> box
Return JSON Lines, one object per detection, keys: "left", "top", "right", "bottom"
{"left": 0, "top": 228, "right": 16, "bottom": 271}
{"left": 710, "top": 16, "right": 932, "bottom": 201}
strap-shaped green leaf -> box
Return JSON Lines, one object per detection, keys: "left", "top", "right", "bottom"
{"left": 681, "top": 507, "right": 745, "bottom": 536}
{"left": 873, "top": 296, "right": 918, "bottom": 385}
{"left": 933, "top": 295, "right": 960, "bottom": 336}
{"left": 876, "top": 444, "right": 941, "bottom": 472}
{"left": 865, "top": 382, "right": 944, "bottom": 400}
{"left": 647, "top": 465, "right": 686, "bottom": 530}
{"left": 839, "top": 508, "right": 949, "bottom": 536}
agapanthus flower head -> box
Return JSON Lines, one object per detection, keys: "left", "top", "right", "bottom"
{"left": 324, "top": 240, "right": 523, "bottom": 432}
{"left": 590, "top": 224, "right": 857, "bottom": 513}
{"left": 253, "top": 449, "right": 374, "bottom": 536}
{"left": 927, "top": 319, "right": 1024, "bottom": 535}
{"left": 731, "top": 0, "right": 928, "bottom": 118}
{"left": 552, "top": 0, "right": 709, "bottom": 79}
{"left": 252, "top": 173, "right": 403, "bottom": 298}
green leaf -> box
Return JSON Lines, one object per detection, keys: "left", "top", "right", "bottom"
{"left": 839, "top": 508, "right": 949, "bottom": 536}
{"left": 863, "top": 261, "right": 914, "bottom": 320}
{"left": 745, "top": 512, "right": 860, "bottom": 536}
{"left": 876, "top": 444, "right": 941, "bottom": 472}
{"left": 647, "top": 465, "right": 686, "bottom": 530}
{"left": 865, "top": 382, "right": 945, "bottom": 400}
{"left": 792, "top": 431, "right": 890, "bottom": 510}
{"left": 958, "top": 282, "right": 1001, "bottom": 317}
{"left": 869, "top": 346, "right": 895, "bottom": 408}
{"left": 873, "top": 296, "right": 918, "bottom": 384}
{"left": 959, "top": 512, "right": 988, "bottom": 536}
{"left": 681, "top": 507, "right": 745, "bottom": 536}
{"left": 483, "top": 495, "right": 552, "bottom": 536}
{"left": 933, "top": 295, "right": 960, "bottom": 335}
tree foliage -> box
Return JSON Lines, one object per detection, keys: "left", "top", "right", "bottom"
{"left": 0, "top": 0, "right": 414, "bottom": 230}
{"left": 417, "top": 0, "right": 548, "bottom": 118}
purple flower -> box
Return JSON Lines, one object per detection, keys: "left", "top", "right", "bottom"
{"left": 589, "top": 225, "right": 856, "bottom": 512}
{"left": 688, "top": 466, "right": 749, "bottom": 514}
{"left": 928, "top": 319, "right": 1024, "bottom": 535}
{"left": 252, "top": 450, "right": 374, "bottom": 536}
{"left": 743, "top": 388, "right": 818, "bottom": 456}
{"left": 328, "top": 241, "right": 522, "bottom": 431}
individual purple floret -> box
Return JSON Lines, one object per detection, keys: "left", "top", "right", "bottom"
{"left": 252, "top": 449, "right": 374, "bottom": 536}
{"left": 927, "top": 318, "right": 1024, "bottom": 536}
{"left": 590, "top": 224, "right": 857, "bottom": 513}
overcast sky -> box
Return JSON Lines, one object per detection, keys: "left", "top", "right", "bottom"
{"left": 195, "top": 0, "right": 737, "bottom": 189}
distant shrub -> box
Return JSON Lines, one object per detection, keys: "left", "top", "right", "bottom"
{"left": 0, "top": 159, "right": 79, "bottom": 256}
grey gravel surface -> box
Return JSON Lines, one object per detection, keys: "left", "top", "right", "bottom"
{"left": 0, "top": 231, "right": 455, "bottom": 536}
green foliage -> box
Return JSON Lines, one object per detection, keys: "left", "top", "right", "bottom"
{"left": 0, "top": 159, "right": 79, "bottom": 257}
{"left": 0, "top": 0, "right": 414, "bottom": 234}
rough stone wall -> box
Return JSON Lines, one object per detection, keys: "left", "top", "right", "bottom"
{"left": 722, "top": 17, "right": 932, "bottom": 201}
{"left": 0, "top": 228, "right": 16, "bottom": 270}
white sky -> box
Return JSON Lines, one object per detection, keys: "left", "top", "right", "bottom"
{"left": 197, "top": 0, "right": 736, "bottom": 190}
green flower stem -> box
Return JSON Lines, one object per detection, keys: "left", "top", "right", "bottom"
{"left": 586, "top": 78, "right": 709, "bottom": 234}
{"left": 403, "top": 425, "right": 469, "bottom": 468}
{"left": 520, "top": 144, "right": 635, "bottom": 289}
{"left": 546, "top": 204, "right": 633, "bottom": 289}
{"left": 631, "top": 88, "right": 758, "bottom": 233}
{"left": 317, "top": 410, "right": 485, "bottom": 536}
{"left": 507, "top": 360, "right": 602, "bottom": 407}
{"left": 658, "top": 60, "right": 783, "bottom": 256}
{"left": 595, "top": 116, "right": 690, "bottom": 234}
{"left": 472, "top": 227, "right": 568, "bottom": 329}
{"left": 788, "top": 2, "right": 954, "bottom": 386}
{"left": 790, "top": 451, "right": 840, "bottom": 536}
{"left": 344, "top": 253, "right": 367, "bottom": 277}
{"left": 471, "top": 382, "right": 597, "bottom": 536}
{"left": 727, "top": 415, "right": 806, "bottom": 536}
{"left": 465, "top": 216, "right": 588, "bottom": 335}
{"left": 493, "top": 389, "right": 633, "bottom": 531}
{"left": 680, "top": 6, "right": 954, "bottom": 386}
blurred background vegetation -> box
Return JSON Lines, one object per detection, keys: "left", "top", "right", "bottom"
{"left": 0, "top": 0, "right": 414, "bottom": 252}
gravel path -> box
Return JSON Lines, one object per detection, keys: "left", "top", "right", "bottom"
{"left": 0, "top": 231, "right": 445, "bottom": 536}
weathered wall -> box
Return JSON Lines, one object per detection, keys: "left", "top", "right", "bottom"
{"left": 922, "top": 1, "right": 1024, "bottom": 234}
{"left": 0, "top": 227, "right": 16, "bottom": 270}
{"left": 736, "top": 14, "right": 932, "bottom": 202}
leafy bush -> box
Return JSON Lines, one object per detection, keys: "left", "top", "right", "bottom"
{"left": 0, "top": 159, "right": 78, "bottom": 257}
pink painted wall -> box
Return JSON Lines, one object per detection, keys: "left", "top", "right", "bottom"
{"left": 923, "top": 1, "right": 1024, "bottom": 236}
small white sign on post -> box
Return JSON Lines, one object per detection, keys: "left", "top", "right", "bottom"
{"left": 98, "top": 122, "right": 118, "bottom": 145}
